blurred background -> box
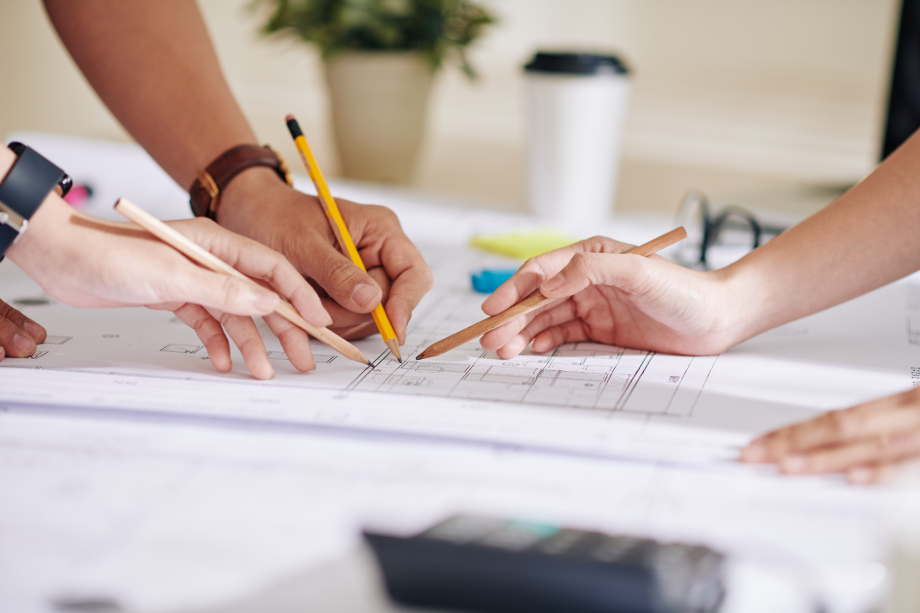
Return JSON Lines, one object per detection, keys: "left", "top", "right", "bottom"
{"left": 0, "top": 0, "right": 901, "bottom": 214}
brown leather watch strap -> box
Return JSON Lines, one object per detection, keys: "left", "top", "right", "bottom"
{"left": 189, "top": 144, "right": 292, "bottom": 220}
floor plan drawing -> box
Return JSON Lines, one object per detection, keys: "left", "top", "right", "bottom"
{"left": 347, "top": 288, "right": 718, "bottom": 417}
{"left": 353, "top": 342, "right": 716, "bottom": 417}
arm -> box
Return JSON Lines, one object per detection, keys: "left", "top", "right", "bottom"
{"left": 481, "top": 130, "right": 920, "bottom": 358}
{"left": 43, "top": 0, "right": 432, "bottom": 341}
{"left": 0, "top": 146, "right": 331, "bottom": 379}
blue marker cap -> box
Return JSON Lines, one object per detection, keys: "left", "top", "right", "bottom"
{"left": 471, "top": 268, "right": 517, "bottom": 294}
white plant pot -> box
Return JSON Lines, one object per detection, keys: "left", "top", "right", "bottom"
{"left": 323, "top": 52, "right": 435, "bottom": 184}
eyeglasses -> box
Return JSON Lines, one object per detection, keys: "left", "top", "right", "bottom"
{"left": 674, "top": 190, "right": 786, "bottom": 270}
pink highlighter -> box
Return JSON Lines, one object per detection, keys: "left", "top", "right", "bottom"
{"left": 63, "top": 183, "right": 93, "bottom": 209}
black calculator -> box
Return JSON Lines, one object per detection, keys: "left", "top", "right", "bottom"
{"left": 364, "top": 515, "right": 725, "bottom": 613}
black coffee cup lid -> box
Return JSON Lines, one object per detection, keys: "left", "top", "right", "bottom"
{"left": 524, "top": 52, "right": 628, "bottom": 76}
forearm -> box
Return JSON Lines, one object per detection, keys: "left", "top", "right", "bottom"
{"left": 722, "top": 130, "right": 920, "bottom": 343}
{"left": 44, "top": 0, "right": 257, "bottom": 191}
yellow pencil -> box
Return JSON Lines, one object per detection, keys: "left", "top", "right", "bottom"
{"left": 286, "top": 115, "right": 403, "bottom": 362}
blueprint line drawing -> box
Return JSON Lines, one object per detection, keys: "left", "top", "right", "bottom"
{"left": 161, "top": 344, "right": 202, "bottom": 354}
{"left": 346, "top": 289, "right": 718, "bottom": 416}
{"left": 40, "top": 335, "right": 72, "bottom": 346}
{"left": 266, "top": 351, "right": 337, "bottom": 364}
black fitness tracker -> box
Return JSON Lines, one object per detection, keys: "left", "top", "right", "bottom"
{"left": 0, "top": 142, "right": 72, "bottom": 258}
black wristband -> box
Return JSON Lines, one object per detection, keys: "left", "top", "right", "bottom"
{"left": 0, "top": 143, "right": 70, "bottom": 258}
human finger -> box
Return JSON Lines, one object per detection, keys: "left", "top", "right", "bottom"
{"left": 848, "top": 464, "right": 891, "bottom": 485}
{"left": 778, "top": 428, "right": 920, "bottom": 475}
{"left": 356, "top": 208, "right": 433, "bottom": 342}
{"left": 478, "top": 296, "right": 562, "bottom": 353}
{"left": 163, "top": 266, "right": 281, "bottom": 318}
{"left": 482, "top": 300, "right": 579, "bottom": 357}
{"left": 312, "top": 266, "right": 394, "bottom": 335}
{"left": 0, "top": 298, "right": 47, "bottom": 343}
{"left": 0, "top": 313, "right": 38, "bottom": 358}
{"left": 532, "top": 319, "right": 592, "bottom": 355}
{"left": 480, "top": 236, "right": 629, "bottom": 316}
{"left": 210, "top": 310, "right": 274, "bottom": 380}
{"left": 173, "top": 219, "right": 332, "bottom": 327}
{"left": 172, "top": 303, "right": 232, "bottom": 372}
{"left": 742, "top": 389, "right": 920, "bottom": 462}
{"left": 848, "top": 458, "right": 920, "bottom": 485}
{"left": 538, "top": 251, "right": 653, "bottom": 300}
{"left": 280, "top": 220, "right": 385, "bottom": 315}
{"left": 262, "top": 311, "right": 315, "bottom": 372}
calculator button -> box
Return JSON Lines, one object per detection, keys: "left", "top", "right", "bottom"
{"left": 537, "top": 529, "right": 585, "bottom": 555}
{"left": 423, "top": 516, "right": 506, "bottom": 544}
{"left": 591, "top": 536, "right": 640, "bottom": 562}
{"left": 478, "top": 525, "right": 546, "bottom": 551}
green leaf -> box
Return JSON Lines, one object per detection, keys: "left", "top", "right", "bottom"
{"left": 251, "top": 0, "right": 497, "bottom": 78}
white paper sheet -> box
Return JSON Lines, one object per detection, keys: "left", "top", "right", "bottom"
{"left": 0, "top": 241, "right": 915, "bottom": 467}
{"left": 0, "top": 408, "right": 891, "bottom": 613}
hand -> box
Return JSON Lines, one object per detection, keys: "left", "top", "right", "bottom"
{"left": 0, "top": 298, "right": 48, "bottom": 359}
{"left": 7, "top": 198, "right": 332, "bottom": 380}
{"left": 218, "top": 169, "right": 433, "bottom": 342}
{"left": 741, "top": 387, "right": 920, "bottom": 484}
{"left": 479, "top": 236, "right": 738, "bottom": 358}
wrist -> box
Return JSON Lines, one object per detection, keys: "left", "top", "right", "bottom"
{"left": 215, "top": 166, "right": 281, "bottom": 240}
{"left": 6, "top": 196, "right": 73, "bottom": 266}
{"left": 712, "top": 261, "right": 772, "bottom": 347}
{"left": 216, "top": 166, "right": 314, "bottom": 245}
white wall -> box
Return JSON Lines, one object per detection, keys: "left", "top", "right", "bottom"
{"left": 0, "top": 1, "right": 900, "bottom": 209}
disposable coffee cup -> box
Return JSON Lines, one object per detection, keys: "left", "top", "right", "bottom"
{"left": 524, "top": 52, "right": 630, "bottom": 222}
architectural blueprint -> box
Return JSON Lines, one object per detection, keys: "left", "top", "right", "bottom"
{"left": 0, "top": 243, "right": 917, "bottom": 465}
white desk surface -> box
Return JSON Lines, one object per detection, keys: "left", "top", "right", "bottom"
{"left": 0, "top": 133, "right": 905, "bottom": 613}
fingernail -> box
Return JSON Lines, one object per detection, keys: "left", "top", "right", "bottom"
{"left": 13, "top": 333, "right": 35, "bottom": 356}
{"left": 848, "top": 467, "right": 875, "bottom": 484}
{"left": 781, "top": 454, "right": 808, "bottom": 473}
{"left": 23, "top": 321, "right": 45, "bottom": 340}
{"left": 252, "top": 290, "right": 279, "bottom": 313}
{"left": 541, "top": 274, "right": 565, "bottom": 293}
{"left": 352, "top": 283, "right": 378, "bottom": 307}
{"left": 741, "top": 440, "right": 768, "bottom": 462}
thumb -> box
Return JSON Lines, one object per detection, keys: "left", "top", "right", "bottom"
{"left": 539, "top": 252, "right": 645, "bottom": 298}
{"left": 180, "top": 269, "right": 280, "bottom": 316}
{"left": 302, "top": 241, "right": 382, "bottom": 313}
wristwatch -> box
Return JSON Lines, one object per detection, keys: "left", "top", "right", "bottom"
{"left": 0, "top": 142, "right": 72, "bottom": 258}
{"left": 189, "top": 144, "right": 292, "bottom": 220}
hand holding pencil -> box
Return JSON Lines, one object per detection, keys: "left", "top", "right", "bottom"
{"left": 470, "top": 228, "right": 751, "bottom": 360}
{"left": 286, "top": 115, "right": 409, "bottom": 361}
{"left": 418, "top": 228, "right": 687, "bottom": 359}
{"left": 114, "top": 198, "right": 373, "bottom": 371}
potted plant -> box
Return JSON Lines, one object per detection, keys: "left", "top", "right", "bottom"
{"left": 256, "top": 0, "right": 496, "bottom": 183}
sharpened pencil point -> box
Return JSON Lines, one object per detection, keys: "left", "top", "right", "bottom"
{"left": 385, "top": 338, "right": 402, "bottom": 363}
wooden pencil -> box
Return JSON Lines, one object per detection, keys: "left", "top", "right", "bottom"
{"left": 114, "top": 198, "right": 373, "bottom": 367}
{"left": 285, "top": 115, "right": 403, "bottom": 363}
{"left": 416, "top": 226, "right": 687, "bottom": 360}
